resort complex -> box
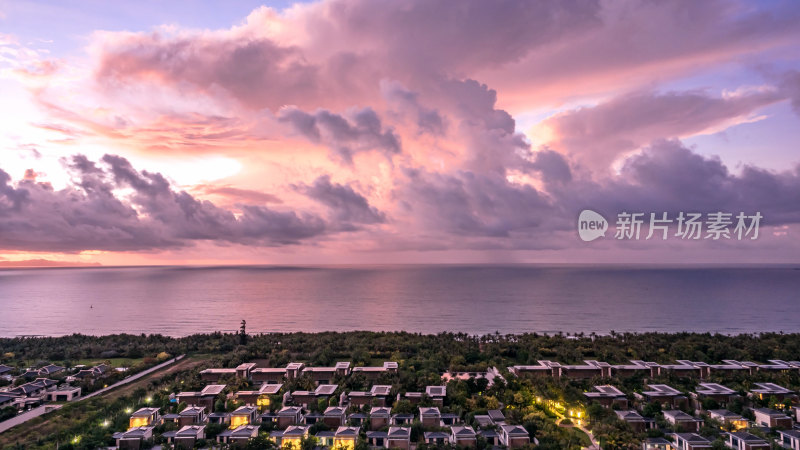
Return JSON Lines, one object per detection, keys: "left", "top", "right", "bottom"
{"left": 3, "top": 339, "right": 800, "bottom": 450}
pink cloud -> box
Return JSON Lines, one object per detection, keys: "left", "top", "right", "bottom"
{"left": 3, "top": 0, "right": 800, "bottom": 263}
{"left": 540, "top": 88, "right": 784, "bottom": 173}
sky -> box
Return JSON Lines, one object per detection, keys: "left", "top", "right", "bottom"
{"left": 1, "top": 0, "right": 800, "bottom": 266}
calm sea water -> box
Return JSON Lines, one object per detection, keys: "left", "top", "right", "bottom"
{"left": 0, "top": 265, "right": 797, "bottom": 337}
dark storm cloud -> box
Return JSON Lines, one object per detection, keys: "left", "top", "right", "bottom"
{"left": 0, "top": 154, "right": 328, "bottom": 252}
{"left": 297, "top": 175, "right": 386, "bottom": 227}
{"left": 278, "top": 106, "right": 401, "bottom": 164}
{"left": 560, "top": 140, "right": 800, "bottom": 227}
{"left": 400, "top": 167, "right": 554, "bottom": 238}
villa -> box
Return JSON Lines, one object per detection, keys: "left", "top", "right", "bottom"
{"left": 176, "top": 384, "right": 225, "bottom": 412}
{"left": 162, "top": 425, "right": 205, "bottom": 449}
{"left": 636, "top": 384, "right": 688, "bottom": 409}
{"left": 419, "top": 406, "right": 441, "bottom": 427}
{"left": 369, "top": 406, "right": 392, "bottom": 429}
{"left": 128, "top": 407, "right": 160, "bottom": 428}
{"left": 351, "top": 361, "right": 398, "bottom": 380}
{"left": 662, "top": 410, "right": 703, "bottom": 432}
{"left": 749, "top": 382, "right": 797, "bottom": 403}
{"left": 113, "top": 427, "right": 155, "bottom": 450}
{"left": 722, "top": 431, "right": 770, "bottom": 450}
{"left": 425, "top": 385, "right": 446, "bottom": 405}
{"left": 229, "top": 405, "right": 258, "bottom": 429}
{"left": 693, "top": 383, "right": 740, "bottom": 408}
{"left": 499, "top": 424, "right": 531, "bottom": 448}
{"left": 777, "top": 430, "right": 800, "bottom": 450}
{"left": 386, "top": 426, "right": 411, "bottom": 449}
{"left": 333, "top": 426, "right": 359, "bottom": 448}
{"left": 234, "top": 383, "right": 282, "bottom": 410}
{"left": 752, "top": 408, "right": 793, "bottom": 429}
{"left": 250, "top": 367, "right": 287, "bottom": 384}
{"left": 671, "top": 433, "right": 712, "bottom": 450}
{"left": 163, "top": 406, "right": 205, "bottom": 427}
{"left": 450, "top": 426, "right": 477, "bottom": 447}
{"left": 323, "top": 406, "right": 347, "bottom": 428}
{"left": 302, "top": 361, "right": 351, "bottom": 384}
{"left": 708, "top": 409, "right": 748, "bottom": 430}
{"left": 216, "top": 424, "right": 259, "bottom": 446}
{"left": 44, "top": 385, "right": 81, "bottom": 402}
{"left": 423, "top": 431, "right": 450, "bottom": 446}
{"left": 276, "top": 406, "right": 304, "bottom": 428}
{"left": 615, "top": 410, "right": 655, "bottom": 432}
{"left": 584, "top": 384, "right": 628, "bottom": 408}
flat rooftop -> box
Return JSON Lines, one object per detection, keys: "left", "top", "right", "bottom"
{"left": 642, "top": 384, "right": 681, "bottom": 396}
{"left": 751, "top": 382, "right": 793, "bottom": 394}
{"left": 200, "top": 384, "right": 226, "bottom": 395}
{"left": 695, "top": 383, "right": 736, "bottom": 395}
{"left": 585, "top": 385, "right": 626, "bottom": 398}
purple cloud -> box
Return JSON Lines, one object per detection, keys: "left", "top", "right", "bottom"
{"left": 0, "top": 154, "right": 328, "bottom": 252}
{"left": 278, "top": 106, "right": 401, "bottom": 164}
{"left": 297, "top": 175, "right": 386, "bottom": 229}
{"left": 544, "top": 89, "right": 784, "bottom": 172}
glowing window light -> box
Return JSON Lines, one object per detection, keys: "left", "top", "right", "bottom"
{"left": 283, "top": 437, "right": 302, "bottom": 450}
{"left": 230, "top": 415, "right": 250, "bottom": 429}
{"left": 333, "top": 438, "right": 356, "bottom": 450}
{"left": 129, "top": 417, "right": 151, "bottom": 428}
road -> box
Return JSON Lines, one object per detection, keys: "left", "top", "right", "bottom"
{"left": 80, "top": 354, "right": 185, "bottom": 401}
{"left": 0, "top": 354, "right": 185, "bottom": 434}
{"left": 0, "top": 405, "right": 61, "bottom": 434}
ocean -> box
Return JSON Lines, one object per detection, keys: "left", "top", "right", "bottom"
{"left": 0, "top": 265, "right": 797, "bottom": 337}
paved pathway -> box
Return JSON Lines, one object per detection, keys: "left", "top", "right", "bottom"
{"left": 0, "top": 405, "right": 61, "bottom": 434}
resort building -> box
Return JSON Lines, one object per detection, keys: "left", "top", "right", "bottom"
{"left": 369, "top": 406, "right": 391, "bottom": 430}
{"left": 176, "top": 384, "right": 225, "bottom": 412}
{"left": 721, "top": 431, "right": 770, "bottom": 450}
{"left": 229, "top": 405, "right": 258, "bottom": 429}
{"left": 662, "top": 410, "right": 703, "bottom": 432}
{"left": 708, "top": 409, "right": 748, "bottom": 430}
{"left": 333, "top": 426, "right": 359, "bottom": 449}
{"left": 234, "top": 383, "right": 282, "bottom": 410}
{"left": 499, "top": 424, "right": 531, "bottom": 449}
{"left": 162, "top": 425, "right": 205, "bottom": 449}
{"left": 693, "top": 383, "right": 740, "bottom": 408}
{"left": 585, "top": 384, "right": 629, "bottom": 408}
{"left": 615, "top": 410, "right": 655, "bottom": 432}
{"left": 113, "top": 427, "right": 154, "bottom": 450}
{"left": 777, "top": 429, "right": 800, "bottom": 450}
{"left": 216, "top": 424, "right": 259, "bottom": 446}
{"left": 636, "top": 384, "right": 688, "bottom": 409}
{"left": 450, "top": 426, "right": 477, "bottom": 447}
{"left": 386, "top": 427, "right": 411, "bottom": 449}
{"left": 419, "top": 406, "right": 441, "bottom": 427}
{"left": 671, "top": 433, "right": 713, "bottom": 450}
{"left": 749, "top": 382, "right": 797, "bottom": 403}
{"left": 128, "top": 407, "right": 160, "bottom": 428}
{"left": 752, "top": 408, "right": 793, "bottom": 429}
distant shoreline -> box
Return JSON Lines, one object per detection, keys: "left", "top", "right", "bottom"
{"left": 3, "top": 330, "right": 800, "bottom": 340}
{"left": 1, "top": 262, "right": 800, "bottom": 270}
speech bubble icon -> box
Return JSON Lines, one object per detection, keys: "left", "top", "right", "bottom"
{"left": 577, "top": 209, "right": 608, "bottom": 241}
